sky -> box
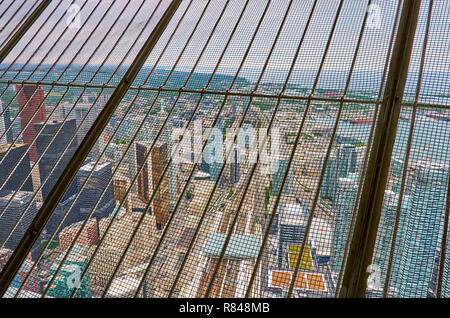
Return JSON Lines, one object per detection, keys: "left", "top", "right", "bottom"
{"left": 0, "top": 0, "right": 449, "bottom": 81}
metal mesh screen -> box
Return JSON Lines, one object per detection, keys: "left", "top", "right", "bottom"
{"left": 0, "top": 0, "right": 448, "bottom": 299}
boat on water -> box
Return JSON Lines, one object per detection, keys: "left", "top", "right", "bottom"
{"left": 424, "top": 113, "right": 450, "bottom": 122}
{"left": 416, "top": 115, "right": 436, "bottom": 122}
{"left": 399, "top": 114, "right": 411, "bottom": 121}
{"left": 349, "top": 118, "right": 372, "bottom": 124}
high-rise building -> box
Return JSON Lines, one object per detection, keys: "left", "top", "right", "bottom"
{"left": 0, "top": 100, "right": 7, "bottom": 145}
{"left": 45, "top": 244, "right": 92, "bottom": 298}
{"left": 136, "top": 142, "right": 151, "bottom": 203}
{"left": 0, "top": 100, "right": 13, "bottom": 143}
{"left": 45, "top": 196, "right": 81, "bottom": 237}
{"left": 113, "top": 177, "right": 130, "bottom": 212}
{"left": 16, "top": 84, "right": 46, "bottom": 162}
{"left": 208, "top": 142, "right": 223, "bottom": 186}
{"left": 159, "top": 121, "right": 177, "bottom": 213}
{"left": 272, "top": 159, "right": 293, "bottom": 196}
{"left": 0, "top": 190, "right": 40, "bottom": 259}
{"left": 58, "top": 218, "right": 99, "bottom": 252}
{"left": 201, "top": 151, "right": 211, "bottom": 174}
{"left": 442, "top": 235, "right": 450, "bottom": 298}
{"left": 203, "top": 118, "right": 224, "bottom": 185}
{"left": 321, "top": 155, "right": 338, "bottom": 201}
{"left": 321, "top": 144, "right": 357, "bottom": 202}
{"left": 59, "top": 93, "right": 106, "bottom": 158}
{"left": 337, "top": 144, "right": 357, "bottom": 173}
{"left": 210, "top": 161, "right": 223, "bottom": 186}
{"left": 34, "top": 119, "right": 79, "bottom": 201}
{"left": 76, "top": 161, "right": 115, "bottom": 221}
{"left": 373, "top": 190, "right": 400, "bottom": 291}
{"left": 331, "top": 177, "right": 357, "bottom": 274}
{"left": 152, "top": 142, "right": 169, "bottom": 230}
{"left": 35, "top": 119, "right": 81, "bottom": 237}
{"left": 45, "top": 162, "right": 114, "bottom": 235}
{"left": 277, "top": 203, "right": 308, "bottom": 269}
{"left": 126, "top": 142, "right": 138, "bottom": 193}
{"left": 0, "top": 143, "right": 33, "bottom": 192}
{"left": 370, "top": 190, "right": 411, "bottom": 297}
{"left": 390, "top": 161, "right": 449, "bottom": 298}
{"left": 230, "top": 146, "right": 240, "bottom": 185}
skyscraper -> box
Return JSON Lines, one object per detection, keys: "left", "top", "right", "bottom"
{"left": 45, "top": 244, "right": 92, "bottom": 298}
{"left": 136, "top": 142, "right": 151, "bottom": 203}
{"left": 45, "top": 195, "right": 81, "bottom": 238}
{"left": 0, "top": 143, "right": 33, "bottom": 192}
{"left": 321, "top": 144, "right": 357, "bottom": 202}
{"left": 337, "top": 144, "right": 357, "bottom": 174}
{"left": 0, "top": 100, "right": 7, "bottom": 145}
{"left": 76, "top": 161, "right": 115, "bottom": 221}
{"left": 230, "top": 146, "right": 240, "bottom": 185}
{"left": 16, "top": 84, "right": 46, "bottom": 162}
{"left": 370, "top": 190, "right": 411, "bottom": 297}
{"left": 158, "top": 120, "right": 177, "bottom": 214}
{"left": 59, "top": 93, "right": 106, "bottom": 158}
{"left": 34, "top": 119, "right": 79, "bottom": 201}
{"left": 152, "top": 142, "right": 169, "bottom": 230}
{"left": 442, "top": 234, "right": 450, "bottom": 298}
{"left": 201, "top": 149, "right": 211, "bottom": 174}
{"left": 331, "top": 177, "right": 358, "bottom": 274}
{"left": 0, "top": 190, "right": 40, "bottom": 259}
{"left": 276, "top": 203, "right": 309, "bottom": 269}
{"left": 210, "top": 161, "right": 223, "bottom": 186}
{"left": 205, "top": 118, "right": 224, "bottom": 185}
{"left": 373, "top": 190, "right": 399, "bottom": 290}
{"left": 0, "top": 100, "right": 13, "bottom": 143}
{"left": 272, "top": 159, "right": 293, "bottom": 196}
{"left": 390, "top": 161, "right": 449, "bottom": 298}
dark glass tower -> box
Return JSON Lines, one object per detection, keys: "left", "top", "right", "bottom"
{"left": 34, "top": 119, "right": 80, "bottom": 202}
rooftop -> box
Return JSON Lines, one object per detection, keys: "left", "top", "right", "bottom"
{"left": 204, "top": 233, "right": 260, "bottom": 260}
{"left": 267, "top": 269, "right": 329, "bottom": 294}
{"left": 280, "top": 203, "right": 308, "bottom": 227}
{"left": 0, "top": 143, "right": 27, "bottom": 154}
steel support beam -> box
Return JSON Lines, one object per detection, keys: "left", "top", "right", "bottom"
{"left": 339, "top": 0, "right": 422, "bottom": 298}
{"left": 0, "top": 0, "right": 182, "bottom": 297}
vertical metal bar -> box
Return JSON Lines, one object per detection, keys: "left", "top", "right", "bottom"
{"left": 0, "top": 0, "right": 182, "bottom": 297}
{"left": 383, "top": 0, "right": 433, "bottom": 297}
{"left": 335, "top": 0, "right": 403, "bottom": 296}
{"left": 0, "top": 0, "right": 50, "bottom": 63}
{"left": 339, "top": 0, "right": 422, "bottom": 298}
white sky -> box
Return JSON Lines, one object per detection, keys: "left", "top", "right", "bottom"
{"left": 0, "top": 0, "right": 449, "bottom": 75}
